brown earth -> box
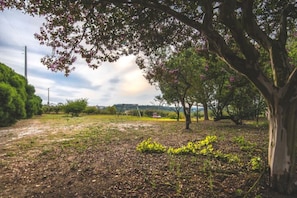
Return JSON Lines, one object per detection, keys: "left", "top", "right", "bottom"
{"left": 0, "top": 115, "right": 296, "bottom": 198}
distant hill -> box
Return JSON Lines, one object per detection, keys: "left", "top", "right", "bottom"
{"left": 113, "top": 104, "right": 204, "bottom": 112}
{"left": 113, "top": 104, "right": 175, "bottom": 112}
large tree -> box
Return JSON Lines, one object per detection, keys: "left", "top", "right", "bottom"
{"left": 3, "top": 0, "right": 297, "bottom": 194}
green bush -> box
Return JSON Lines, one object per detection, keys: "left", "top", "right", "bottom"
{"left": 84, "top": 106, "right": 99, "bottom": 114}
{"left": 64, "top": 98, "right": 88, "bottom": 116}
{"left": 0, "top": 63, "right": 42, "bottom": 126}
{"left": 0, "top": 82, "right": 26, "bottom": 126}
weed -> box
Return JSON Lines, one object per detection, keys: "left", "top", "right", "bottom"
{"left": 176, "top": 181, "right": 182, "bottom": 194}
{"left": 0, "top": 160, "right": 7, "bottom": 168}
{"left": 16, "top": 138, "right": 37, "bottom": 150}
{"left": 235, "top": 188, "right": 244, "bottom": 197}
{"left": 5, "top": 151, "right": 16, "bottom": 157}
{"left": 233, "top": 136, "right": 256, "bottom": 151}
{"left": 136, "top": 138, "right": 167, "bottom": 153}
{"left": 167, "top": 135, "right": 217, "bottom": 155}
{"left": 137, "top": 135, "right": 241, "bottom": 164}
{"left": 40, "top": 147, "right": 52, "bottom": 156}
{"left": 168, "top": 156, "right": 183, "bottom": 194}
{"left": 249, "top": 156, "right": 262, "bottom": 171}
{"left": 202, "top": 159, "right": 215, "bottom": 195}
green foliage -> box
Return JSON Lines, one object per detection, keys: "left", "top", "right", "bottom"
{"left": 143, "top": 48, "right": 207, "bottom": 128}
{"left": 83, "top": 106, "right": 99, "bottom": 114}
{"left": 25, "top": 85, "right": 42, "bottom": 117}
{"left": 106, "top": 106, "right": 117, "bottom": 115}
{"left": 99, "top": 106, "right": 117, "bottom": 115}
{"left": 167, "top": 135, "right": 217, "bottom": 155}
{"left": 0, "top": 80, "right": 26, "bottom": 126}
{"left": 233, "top": 136, "right": 257, "bottom": 152}
{"left": 0, "top": 63, "right": 42, "bottom": 126}
{"left": 63, "top": 98, "right": 88, "bottom": 117}
{"left": 167, "top": 111, "right": 184, "bottom": 119}
{"left": 137, "top": 135, "right": 240, "bottom": 163}
{"left": 249, "top": 156, "right": 263, "bottom": 171}
{"left": 136, "top": 138, "right": 167, "bottom": 153}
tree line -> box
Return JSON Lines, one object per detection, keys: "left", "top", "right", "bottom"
{"left": 142, "top": 48, "right": 267, "bottom": 129}
{"left": 0, "top": 63, "right": 42, "bottom": 127}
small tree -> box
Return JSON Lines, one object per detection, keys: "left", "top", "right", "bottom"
{"left": 63, "top": 98, "right": 87, "bottom": 117}
{"left": 105, "top": 106, "right": 117, "bottom": 115}
{"left": 144, "top": 48, "right": 206, "bottom": 129}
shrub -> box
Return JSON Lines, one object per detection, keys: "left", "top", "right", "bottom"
{"left": 84, "top": 106, "right": 99, "bottom": 114}
{"left": 249, "top": 156, "right": 263, "bottom": 171}
{"left": 167, "top": 135, "right": 218, "bottom": 155}
{"left": 64, "top": 98, "right": 88, "bottom": 117}
{"left": 136, "top": 138, "right": 167, "bottom": 153}
{"left": 136, "top": 135, "right": 240, "bottom": 163}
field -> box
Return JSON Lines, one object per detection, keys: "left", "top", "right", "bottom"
{"left": 0, "top": 114, "right": 295, "bottom": 197}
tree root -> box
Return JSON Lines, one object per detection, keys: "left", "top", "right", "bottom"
{"left": 244, "top": 168, "right": 266, "bottom": 198}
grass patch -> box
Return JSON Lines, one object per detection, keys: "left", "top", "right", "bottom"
{"left": 0, "top": 115, "right": 276, "bottom": 198}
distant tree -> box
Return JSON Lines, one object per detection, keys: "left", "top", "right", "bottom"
{"left": 64, "top": 98, "right": 88, "bottom": 117}
{"left": 84, "top": 106, "right": 98, "bottom": 115}
{"left": 105, "top": 106, "right": 117, "bottom": 115}
{"left": 53, "top": 103, "right": 65, "bottom": 114}
{"left": 155, "top": 94, "right": 182, "bottom": 121}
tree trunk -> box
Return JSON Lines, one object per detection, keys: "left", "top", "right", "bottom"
{"left": 203, "top": 102, "right": 209, "bottom": 121}
{"left": 268, "top": 97, "right": 297, "bottom": 194}
{"left": 183, "top": 106, "right": 192, "bottom": 130}
{"left": 185, "top": 112, "right": 191, "bottom": 130}
{"left": 196, "top": 104, "right": 199, "bottom": 123}
{"left": 176, "top": 110, "right": 180, "bottom": 122}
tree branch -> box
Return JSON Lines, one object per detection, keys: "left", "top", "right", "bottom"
{"left": 141, "top": 0, "right": 203, "bottom": 31}
{"left": 219, "top": 0, "right": 259, "bottom": 63}
{"left": 284, "top": 68, "right": 297, "bottom": 102}
{"left": 241, "top": 0, "right": 272, "bottom": 50}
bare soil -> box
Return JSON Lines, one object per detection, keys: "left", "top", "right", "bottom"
{"left": 0, "top": 115, "right": 296, "bottom": 198}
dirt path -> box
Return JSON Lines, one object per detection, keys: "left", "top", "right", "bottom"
{"left": 0, "top": 117, "right": 88, "bottom": 146}
{"left": 0, "top": 119, "right": 45, "bottom": 146}
{"left": 0, "top": 116, "right": 154, "bottom": 147}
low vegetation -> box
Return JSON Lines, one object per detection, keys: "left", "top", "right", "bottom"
{"left": 0, "top": 114, "right": 294, "bottom": 197}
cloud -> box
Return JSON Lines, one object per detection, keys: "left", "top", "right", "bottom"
{"left": 0, "top": 9, "right": 161, "bottom": 106}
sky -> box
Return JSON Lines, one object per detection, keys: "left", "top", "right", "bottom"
{"left": 0, "top": 9, "right": 161, "bottom": 106}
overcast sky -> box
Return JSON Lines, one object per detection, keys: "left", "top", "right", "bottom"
{"left": 0, "top": 9, "right": 160, "bottom": 106}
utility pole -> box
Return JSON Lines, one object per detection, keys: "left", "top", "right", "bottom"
{"left": 47, "top": 88, "right": 50, "bottom": 106}
{"left": 24, "top": 46, "right": 27, "bottom": 79}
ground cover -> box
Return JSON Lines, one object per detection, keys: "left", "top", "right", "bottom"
{"left": 0, "top": 114, "right": 296, "bottom": 197}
